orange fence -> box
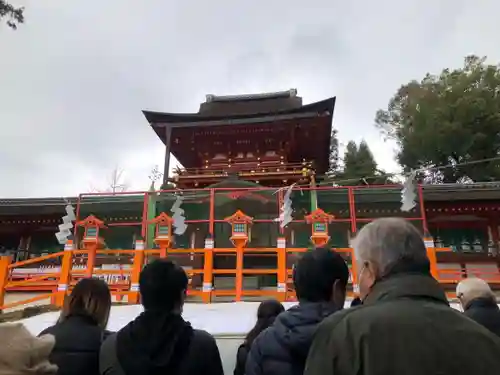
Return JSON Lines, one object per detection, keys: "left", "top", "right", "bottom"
{"left": 0, "top": 242, "right": 357, "bottom": 311}
{"left": 1, "top": 243, "right": 500, "bottom": 312}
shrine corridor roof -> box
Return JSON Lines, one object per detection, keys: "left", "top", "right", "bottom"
{"left": 2, "top": 182, "right": 500, "bottom": 209}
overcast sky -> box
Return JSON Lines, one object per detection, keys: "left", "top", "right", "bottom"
{"left": 1, "top": 0, "right": 499, "bottom": 198}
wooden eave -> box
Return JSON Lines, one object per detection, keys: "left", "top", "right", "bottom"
{"left": 143, "top": 97, "right": 335, "bottom": 127}
{"left": 146, "top": 97, "right": 335, "bottom": 173}
{"left": 144, "top": 97, "right": 335, "bottom": 145}
{"left": 421, "top": 182, "right": 500, "bottom": 201}
{"left": 0, "top": 196, "right": 144, "bottom": 216}
{"left": 315, "top": 183, "right": 500, "bottom": 204}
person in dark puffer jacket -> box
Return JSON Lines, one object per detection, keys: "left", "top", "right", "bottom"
{"left": 457, "top": 277, "right": 500, "bottom": 337}
{"left": 39, "top": 277, "right": 112, "bottom": 375}
{"left": 234, "top": 299, "right": 284, "bottom": 375}
{"left": 245, "top": 247, "right": 348, "bottom": 375}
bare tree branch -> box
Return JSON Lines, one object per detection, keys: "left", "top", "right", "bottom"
{"left": 148, "top": 165, "right": 163, "bottom": 190}
{"left": 89, "top": 167, "right": 129, "bottom": 194}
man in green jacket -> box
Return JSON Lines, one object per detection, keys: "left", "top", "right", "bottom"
{"left": 304, "top": 218, "right": 500, "bottom": 375}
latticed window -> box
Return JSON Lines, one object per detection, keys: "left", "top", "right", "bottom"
{"left": 86, "top": 227, "right": 98, "bottom": 237}
{"left": 158, "top": 225, "right": 169, "bottom": 235}
{"left": 234, "top": 223, "right": 246, "bottom": 233}
{"left": 314, "top": 223, "right": 326, "bottom": 232}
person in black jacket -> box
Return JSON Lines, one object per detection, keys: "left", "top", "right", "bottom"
{"left": 234, "top": 299, "right": 284, "bottom": 375}
{"left": 245, "top": 247, "right": 349, "bottom": 375}
{"left": 39, "top": 277, "right": 112, "bottom": 375}
{"left": 457, "top": 277, "right": 500, "bottom": 337}
{"left": 100, "top": 259, "right": 224, "bottom": 375}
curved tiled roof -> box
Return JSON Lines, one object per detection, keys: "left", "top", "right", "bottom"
{"left": 0, "top": 197, "right": 76, "bottom": 206}
{"left": 0, "top": 195, "right": 145, "bottom": 207}
{"left": 144, "top": 96, "right": 336, "bottom": 172}
{"left": 1, "top": 182, "right": 500, "bottom": 209}
{"left": 142, "top": 97, "right": 334, "bottom": 124}
{"left": 205, "top": 89, "right": 297, "bottom": 103}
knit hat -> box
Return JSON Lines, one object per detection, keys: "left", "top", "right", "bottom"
{"left": 0, "top": 323, "right": 58, "bottom": 375}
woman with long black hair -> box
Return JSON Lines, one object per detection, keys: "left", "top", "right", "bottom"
{"left": 39, "top": 277, "right": 112, "bottom": 375}
{"left": 234, "top": 299, "right": 285, "bottom": 375}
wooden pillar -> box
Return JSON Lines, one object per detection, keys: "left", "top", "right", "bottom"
{"left": 159, "top": 246, "right": 167, "bottom": 259}
{"left": 25, "top": 235, "right": 32, "bottom": 259}
{"left": 17, "top": 236, "right": 27, "bottom": 261}
{"left": 235, "top": 246, "right": 243, "bottom": 301}
{"left": 488, "top": 218, "right": 499, "bottom": 256}
{"left": 128, "top": 240, "right": 145, "bottom": 304}
{"left": 348, "top": 187, "right": 357, "bottom": 234}
{"left": 56, "top": 241, "right": 74, "bottom": 307}
{"left": 0, "top": 256, "right": 11, "bottom": 310}
{"left": 86, "top": 244, "right": 97, "bottom": 278}
{"left": 426, "top": 247, "right": 438, "bottom": 279}
{"left": 424, "top": 236, "right": 438, "bottom": 280}
{"left": 163, "top": 125, "right": 172, "bottom": 186}
{"left": 277, "top": 238, "right": 287, "bottom": 302}
{"left": 417, "top": 185, "right": 429, "bottom": 234}
{"left": 202, "top": 238, "right": 214, "bottom": 303}
{"left": 350, "top": 248, "right": 359, "bottom": 295}
{"left": 209, "top": 189, "right": 215, "bottom": 236}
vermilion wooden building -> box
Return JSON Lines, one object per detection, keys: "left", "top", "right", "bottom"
{"left": 143, "top": 89, "right": 333, "bottom": 188}
{"left": 1, "top": 90, "right": 499, "bottom": 298}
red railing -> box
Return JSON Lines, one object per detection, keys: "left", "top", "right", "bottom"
{"left": 3, "top": 242, "right": 497, "bottom": 312}
{"left": 0, "top": 245, "right": 359, "bottom": 311}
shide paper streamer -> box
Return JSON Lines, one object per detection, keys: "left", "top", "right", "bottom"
{"left": 400, "top": 171, "right": 417, "bottom": 212}
{"left": 56, "top": 203, "right": 76, "bottom": 245}
{"left": 274, "top": 183, "right": 296, "bottom": 228}
{"left": 171, "top": 195, "right": 187, "bottom": 235}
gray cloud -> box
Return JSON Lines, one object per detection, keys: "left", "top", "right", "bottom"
{"left": 1, "top": 0, "right": 499, "bottom": 197}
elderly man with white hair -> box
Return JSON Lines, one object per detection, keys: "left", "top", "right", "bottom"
{"left": 457, "top": 277, "right": 500, "bottom": 337}
{"left": 305, "top": 218, "right": 500, "bottom": 375}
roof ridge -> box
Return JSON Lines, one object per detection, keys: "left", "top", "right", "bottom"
{"left": 205, "top": 89, "right": 297, "bottom": 103}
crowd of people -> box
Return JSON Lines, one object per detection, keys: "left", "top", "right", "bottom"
{"left": 2, "top": 217, "right": 500, "bottom": 375}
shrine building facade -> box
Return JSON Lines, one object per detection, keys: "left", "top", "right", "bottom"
{"left": 0, "top": 90, "right": 500, "bottom": 298}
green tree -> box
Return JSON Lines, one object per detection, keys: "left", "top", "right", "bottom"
{"left": 333, "top": 140, "right": 393, "bottom": 185}
{"left": 1, "top": 0, "right": 24, "bottom": 29}
{"left": 328, "top": 130, "right": 340, "bottom": 175}
{"left": 375, "top": 55, "right": 500, "bottom": 183}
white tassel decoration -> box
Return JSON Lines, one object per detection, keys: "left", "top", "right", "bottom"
{"left": 55, "top": 204, "right": 76, "bottom": 244}
{"left": 275, "top": 184, "right": 295, "bottom": 228}
{"left": 401, "top": 171, "right": 417, "bottom": 212}
{"left": 171, "top": 195, "right": 187, "bottom": 235}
